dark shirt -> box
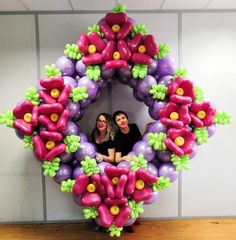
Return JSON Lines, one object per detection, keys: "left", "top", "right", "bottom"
{"left": 93, "top": 138, "right": 115, "bottom": 156}
{"left": 114, "top": 124, "right": 141, "bottom": 156}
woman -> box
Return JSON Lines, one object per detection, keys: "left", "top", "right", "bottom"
{"left": 91, "top": 113, "right": 115, "bottom": 163}
{"left": 113, "top": 110, "right": 141, "bottom": 163}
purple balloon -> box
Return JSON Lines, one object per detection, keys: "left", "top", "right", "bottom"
{"left": 207, "top": 124, "right": 216, "bottom": 138}
{"left": 73, "top": 166, "right": 84, "bottom": 179}
{"left": 133, "top": 88, "right": 145, "bottom": 102}
{"left": 101, "top": 64, "right": 115, "bottom": 79}
{"left": 144, "top": 96, "right": 154, "bottom": 107}
{"left": 147, "top": 59, "right": 158, "bottom": 75}
{"left": 117, "top": 161, "right": 131, "bottom": 169}
{"left": 71, "top": 159, "right": 80, "bottom": 168}
{"left": 75, "top": 60, "right": 86, "bottom": 77}
{"left": 91, "top": 89, "right": 101, "bottom": 103}
{"left": 157, "top": 55, "right": 177, "bottom": 77}
{"left": 56, "top": 56, "right": 75, "bottom": 76}
{"left": 158, "top": 163, "right": 178, "bottom": 183}
{"left": 60, "top": 152, "right": 74, "bottom": 163}
{"left": 72, "top": 109, "right": 84, "bottom": 122}
{"left": 77, "top": 76, "right": 98, "bottom": 100}
{"left": 156, "top": 150, "right": 171, "bottom": 162}
{"left": 97, "top": 161, "right": 112, "bottom": 175}
{"left": 144, "top": 191, "right": 160, "bottom": 204}
{"left": 73, "top": 194, "right": 82, "bottom": 205}
{"left": 63, "top": 76, "right": 77, "bottom": 88}
{"left": 124, "top": 217, "right": 137, "bottom": 226}
{"left": 147, "top": 163, "right": 158, "bottom": 176}
{"left": 127, "top": 78, "right": 138, "bottom": 89}
{"left": 189, "top": 142, "right": 197, "bottom": 159}
{"left": 136, "top": 75, "right": 157, "bottom": 97}
{"left": 54, "top": 164, "right": 72, "bottom": 184}
{"left": 158, "top": 75, "right": 174, "bottom": 87}
{"left": 78, "top": 132, "right": 88, "bottom": 143}
{"left": 75, "top": 142, "right": 96, "bottom": 161}
{"left": 118, "top": 64, "right": 132, "bottom": 79}
{"left": 66, "top": 101, "right": 80, "bottom": 119}
{"left": 15, "top": 129, "right": 24, "bottom": 139}
{"left": 79, "top": 98, "right": 91, "bottom": 109}
{"left": 148, "top": 120, "right": 167, "bottom": 133}
{"left": 97, "top": 78, "right": 108, "bottom": 89}
{"left": 148, "top": 106, "right": 159, "bottom": 120}
{"left": 153, "top": 100, "right": 167, "bottom": 114}
{"left": 62, "top": 120, "right": 79, "bottom": 136}
{"left": 133, "top": 140, "right": 155, "bottom": 161}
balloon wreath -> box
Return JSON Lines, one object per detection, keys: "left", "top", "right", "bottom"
{"left": 0, "top": 3, "right": 231, "bottom": 237}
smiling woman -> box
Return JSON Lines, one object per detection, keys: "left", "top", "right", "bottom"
{"left": 91, "top": 113, "right": 115, "bottom": 163}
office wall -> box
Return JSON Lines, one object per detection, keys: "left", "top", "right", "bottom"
{"left": 0, "top": 11, "right": 235, "bottom": 222}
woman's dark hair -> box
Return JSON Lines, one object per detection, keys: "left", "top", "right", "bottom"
{"left": 112, "top": 110, "right": 128, "bottom": 125}
{"left": 91, "top": 113, "right": 115, "bottom": 141}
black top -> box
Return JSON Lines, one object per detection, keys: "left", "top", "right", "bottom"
{"left": 92, "top": 138, "right": 115, "bottom": 156}
{"left": 114, "top": 123, "right": 141, "bottom": 156}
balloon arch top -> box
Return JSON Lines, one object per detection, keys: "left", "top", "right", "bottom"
{"left": 0, "top": 3, "right": 231, "bottom": 237}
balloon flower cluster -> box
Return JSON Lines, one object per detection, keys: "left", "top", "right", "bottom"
{"left": 0, "top": 3, "right": 231, "bottom": 237}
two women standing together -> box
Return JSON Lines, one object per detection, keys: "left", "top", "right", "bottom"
{"left": 91, "top": 111, "right": 141, "bottom": 164}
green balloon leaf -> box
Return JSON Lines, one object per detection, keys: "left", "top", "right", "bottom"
{"left": 81, "top": 156, "right": 100, "bottom": 176}
{"left": 112, "top": 3, "right": 126, "bottom": 13}
{"left": 87, "top": 24, "right": 103, "bottom": 37}
{"left": 25, "top": 87, "right": 40, "bottom": 106}
{"left": 174, "top": 67, "right": 188, "bottom": 79}
{"left": 45, "top": 64, "right": 61, "bottom": 78}
{"left": 171, "top": 154, "right": 190, "bottom": 171}
{"left": 130, "top": 153, "right": 148, "bottom": 171}
{"left": 109, "top": 224, "right": 123, "bottom": 237}
{"left": 63, "top": 135, "right": 80, "bottom": 153}
{"left": 42, "top": 157, "right": 60, "bottom": 177}
{"left": 70, "top": 87, "right": 88, "bottom": 102}
{"left": 64, "top": 43, "right": 82, "bottom": 60}
{"left": 152, "top": 176, "right": 171, "bottom": 191}
{"left": 149, "top": 84, "right": 167, "bottom": 100}
{"left": 132, "top": 64, "right": 147, "bottom": 79}
{"left": 128, "top": 200, "right": 144, "bottom": 219}
{"left": 131, "top": 24, "right": 148, "bottom": 37}
{"left": 86, "top": 65, "right": 101, "bottom": 81}
{"left": 194, "top": 127, "right": 208, "bottom": 145}
{"left": 148, "top": 132, "right": 167, "bottom": 151}
{"left": 0, "top": 110, "right": 16, "bottom": 128}
{"left": 61, "top": 179, "right": 75, "bottom": 192}
{"left": 83, "top": 206, "right": 98, "bottom": 219}
{"left": 154, "top": 43, "right": 170, "bottom": 59}
{"left": 214, "top": 112, "right": 231, "bottom": 125}
{"left": 194, "top": 86, "right": 205, "bottom": 102}
{"left": 23, "top": 135, "right": 34, "bottom": 149}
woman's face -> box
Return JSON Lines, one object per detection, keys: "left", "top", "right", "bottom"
{"left": 115, "top": 114, "right": 128, "bottom": 129}
{"left": 96, "top": 115, "right": 108, "bottom": 132}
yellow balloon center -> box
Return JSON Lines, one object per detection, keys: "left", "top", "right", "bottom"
{"left": 87, "top": 183, "right": 96, "bottom": 193}
{"left": 113, "top": 51, "right": 120, "bottom": 60}
{"left": 88, "top": 44, "right": 96, "bottom": 54}
{"left": 138, "top": 45, "right": 146, "bottom": 53}
{"left": 112, "top": 24, "right": 120, "bottom": 32}
{"left": 135, "top": 179, "right": 145, "bottom": 190}
{"left": 112, "top": 177, "right": 119, "bottom": 185}
{"left": 170, "top": 112, "right": 179, "bottom": 120}
{"left": 110, "top": 205, "right": 120, "bottom": 216}
{"left": 174, "top": 136, "right": 185, "bottom": 147}
{"left": 176, "top": 87, "right": 184, "bottom": 96}
{"left": 46, "top": 141, "right": 56, "bottom": 150}
{"left": 50, "top": 88, "right": 60, "bottom": 98}
{"left": 197, "top": 110, "right": 206, "bottom": 119}
{"left": 23, "top": 113, "right": 32, "bottom": 123}
{"left": 50, "top": 113, "right": 59, "bottom": 122}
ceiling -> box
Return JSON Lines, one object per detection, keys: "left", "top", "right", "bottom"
{"left": 1, "top": 0, "right": 236, "bottom": 12}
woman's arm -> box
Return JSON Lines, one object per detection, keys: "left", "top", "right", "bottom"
{"left": 115, "top": 152, "right": 133, "bottom": 163}
{"left": 96, "top": 148, "right": 115, "bottom": 163}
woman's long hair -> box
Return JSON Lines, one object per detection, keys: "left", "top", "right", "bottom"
{"left": 91, "top": 113, "right": 115, "bottom": 142}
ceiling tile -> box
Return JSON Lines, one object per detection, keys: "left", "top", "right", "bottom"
{"left": 70, "top": 0, "right": 116, "bottom": 10}
{"left": 118, "top": 0, "right": 163, "bottom": 10}
{"left": 162, "top": 0, "right": 209, "bottom": 9}
{"left": 21, "top": 0, "right": 72, "bottom": 11}
{"left": 207, "top": 0, "right": 236, "bottom": 9}
{"left": 0, "top": 0, "right": 27, "bottom": 11}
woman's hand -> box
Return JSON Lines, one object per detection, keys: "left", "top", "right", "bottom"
{"left": 95, "top": 153, "right": 104, "bottom": 162}
{"left": 124, "top": 155, "right": 133, "bottom": 162}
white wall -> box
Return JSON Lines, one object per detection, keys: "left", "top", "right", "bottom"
{"left": 0, "top": 11, "right": 235, "bottom": 222}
